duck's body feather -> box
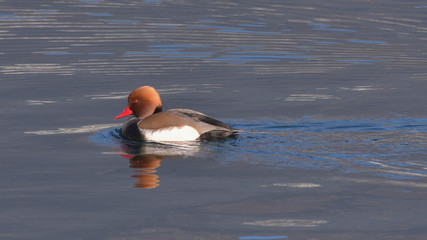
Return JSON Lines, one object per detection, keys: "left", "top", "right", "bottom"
{"left": 121, "top": 109, "right": 236, "bottom": 142}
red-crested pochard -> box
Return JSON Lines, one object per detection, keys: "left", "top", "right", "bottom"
{"left": 115, "top": 86, "right": 237, "bottom": 142}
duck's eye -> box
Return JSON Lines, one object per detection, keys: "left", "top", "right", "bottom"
{"left": 133, "top": 99, "right": 138, "bottom": 103}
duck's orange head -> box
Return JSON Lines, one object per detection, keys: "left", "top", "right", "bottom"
{"left": 115, "top": 86, "right": 162, "bottom": 119}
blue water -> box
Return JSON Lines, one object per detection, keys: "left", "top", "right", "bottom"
{"left": 239, "top": 236, "right": 288, "bottom": 240}
{"left": 91, "top": 117, "right": 427, "bottom": 181}
{"left": 2, "top": 0, "right": 427, "bottom": 239}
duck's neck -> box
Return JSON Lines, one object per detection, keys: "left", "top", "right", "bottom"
{"left": 136, "top": 106, "right": 163, "bottom": 119}
{"left": 153, "top": 106, "right": 163, "bottom": 114}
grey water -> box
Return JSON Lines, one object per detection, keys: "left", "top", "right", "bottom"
{"left": 1, "top": 0, "right": 427, "bottom": 239}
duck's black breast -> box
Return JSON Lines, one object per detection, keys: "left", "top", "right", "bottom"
{"left": 121, "top": 117, "right": 145, "bottom": 141}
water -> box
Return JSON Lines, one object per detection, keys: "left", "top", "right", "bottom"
{"left": 1, "top": 0, "right": 427, "bottom": 239}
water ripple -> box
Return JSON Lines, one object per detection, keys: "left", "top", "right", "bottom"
{"left": 224, "top": 118, "right": 427, "bottom": 179}
{"left": 88, "top": 118, "right": 427, "bottom": 180}
{"left": 1, "top": 0, "right": 424, "bottom": 76}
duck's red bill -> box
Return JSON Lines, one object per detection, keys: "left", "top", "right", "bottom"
{"left": 114, "top": 106, "right": 133, "bottom": 119}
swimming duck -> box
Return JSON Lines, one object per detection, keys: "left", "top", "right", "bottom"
{"left": 115, "top": 86, "right": 237, "bottom": 142}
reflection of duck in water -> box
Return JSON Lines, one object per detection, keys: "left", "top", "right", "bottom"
{"left": 120, "top": 141, "right": 200, "bottom": 189}
{"left": 128, "top": 154, "right": 162, "bottom": 189}
{"left": 114, "top": 86, "right": 237, "bottom": 142}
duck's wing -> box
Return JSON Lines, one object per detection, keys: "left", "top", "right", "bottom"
{"left": 169, "top": 109, "right": 235, "bottom": 130}
{"left": 168, "top": 109, "right": 238, "bottom": 139}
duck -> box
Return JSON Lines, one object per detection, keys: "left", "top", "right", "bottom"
{"left": 114, "top": 86, "right": 237, "bottom": 142}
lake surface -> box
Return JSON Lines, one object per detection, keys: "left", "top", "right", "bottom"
{"left": 1, "top": 0, "right": 427, "bottom": 239}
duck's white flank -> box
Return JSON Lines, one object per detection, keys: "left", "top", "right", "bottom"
{"left": 140, "top": 126, "right": 200, "bottom": 142}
